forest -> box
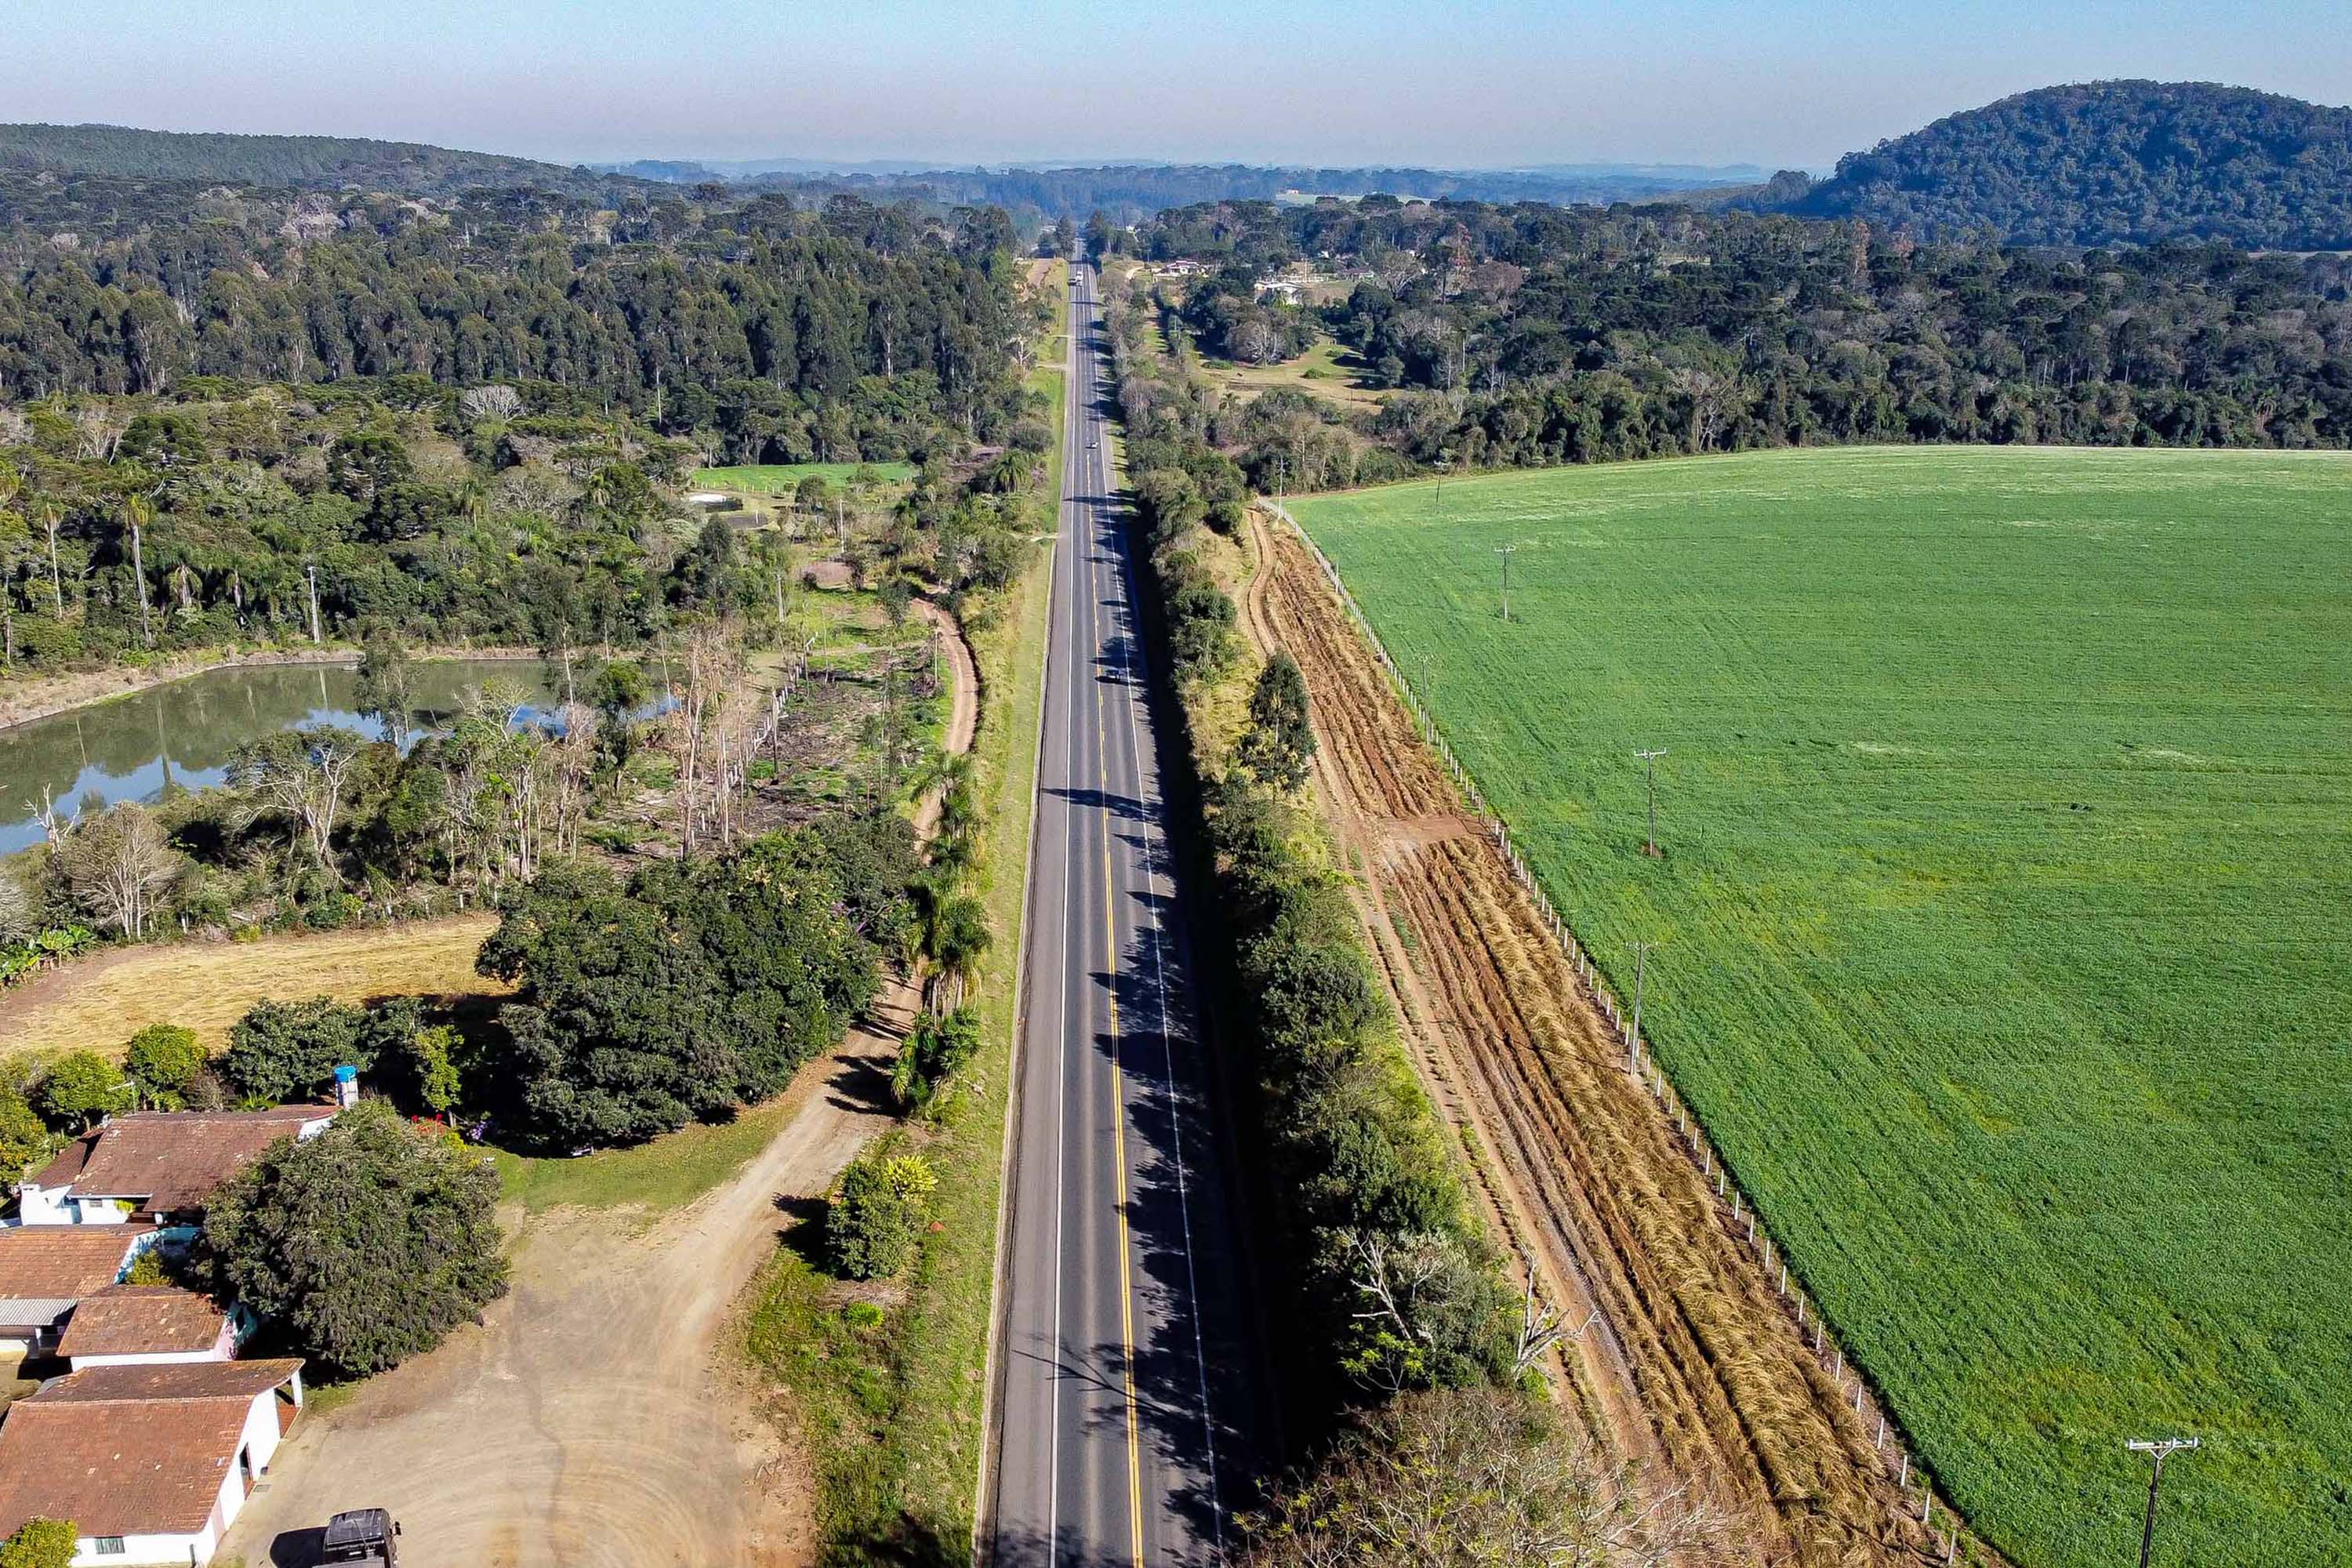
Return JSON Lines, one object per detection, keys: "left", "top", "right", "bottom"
{"left": 1127, "top": 194, "right": 2352, "bottom": 492}
{"left": 0, "top": 175, "right": 1044, "bottom": 673}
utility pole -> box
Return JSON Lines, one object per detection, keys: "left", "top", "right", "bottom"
{"left": 1626, "top": 940, "right": 1657, "bottom": 1076}
{"left": 1635, "top": 747, "right": 1667, "bottom": 857}
{"left": 2125, "top": 1437, "right": 2198, "bottom": 1568}
{"left": 1493, "top": 543, "right": 1516, "bottom": 622}
{"left": 305, "top": 563, "right": 322, "bottom": 644}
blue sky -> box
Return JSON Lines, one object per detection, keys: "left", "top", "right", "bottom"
{"left": 6, "top": 1, "right": 2347, "bottom": 169}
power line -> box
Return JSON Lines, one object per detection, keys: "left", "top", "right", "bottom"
{"left": 1493, "top": 544, "right": 1516, "bottom": 621}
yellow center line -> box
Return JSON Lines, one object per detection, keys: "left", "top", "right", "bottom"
{"left": 1086, "top": 387, "right": 1148, "bottom": 1568}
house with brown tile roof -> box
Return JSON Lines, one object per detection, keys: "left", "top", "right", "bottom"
{"left": 19, "top": 1107, "right": 332, "bottom": 1227}
{"left": 0, "top": 1358, "right": 303, "bottom": 1567}
{"left": 56, "top": 1285, "right": 240, "bottom": 1371}
{"left": 0, "top": 1225, "right": 156, "bottom": 1356}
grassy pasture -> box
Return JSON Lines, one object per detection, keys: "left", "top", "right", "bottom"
{"left": 0, "top": 916, "right": 506, "bottom": 1065}
{"left": 692, "top": 461, "right": 914, "bottom": 494}
{"left": 1290, "top": 446, "right": 2352, "bottom": 1568}
{"left": 1195, "top": 333, "right": 1391, "bottom": 414}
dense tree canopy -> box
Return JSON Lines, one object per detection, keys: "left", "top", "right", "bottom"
{"left": 0, "top": 179, "right": 1023, "bottom": 435}
{"left": 477, "top": 819, "right": 918, "bottom": 1145}
{"left": 1780, "top": 81, "right": 2352, "bottom": 250}
{"left": 1126, "top": 194, "right": 2352, "bottom": 491}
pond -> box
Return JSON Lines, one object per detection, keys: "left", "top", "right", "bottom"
{"left": 0, "top": 660, "right": 564, "bottom": 855}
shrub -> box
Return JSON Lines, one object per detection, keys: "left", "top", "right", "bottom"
{"left": 36, "top": 1050, "right": 132, "bottom": 1130}
{"left": 123, "top": 1023, "right": 206, "bottom": 1109}
{"left": 827, "top": 1152, "right": 937, "bottom": 1279}
{"left": 0, "top": 1518, "right": 78, "bottom": 1568}
{"left": 891, "top": 1008, "right": 982, "bottom": 1114}
{"left": 223, "top": 997, "right": 372, "bottom": 1104}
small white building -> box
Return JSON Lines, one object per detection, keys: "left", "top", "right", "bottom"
{"left": 57, "top": 1284, "right": 243, "bottom": 1371}
{"left": 0, "top": 1225, "right": 156, "bottom": 1356}
{"left": 19, "top": 1108, "right": 332, "bottom": 1227}
{"left": 0, "top": 1358, "right": 305, "bottom": 1567}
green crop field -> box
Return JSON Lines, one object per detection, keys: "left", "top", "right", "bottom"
{"left": 691, "top": 461, "right": 914, "bottom": 493}
{"left": 1289, "top": 447, "right": 2352, "bottom": 1568}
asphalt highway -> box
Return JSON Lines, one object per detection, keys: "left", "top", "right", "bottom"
{"left": 985, "top": 263, "right": 1265, "bottom": 1567}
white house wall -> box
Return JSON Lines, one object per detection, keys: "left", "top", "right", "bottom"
{"left": 67, "top": 1524, "right": 216, "bottom": 1568}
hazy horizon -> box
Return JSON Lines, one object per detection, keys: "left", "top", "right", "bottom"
{"left": 3, "top": 1, "right": 2347, "bottom": 172}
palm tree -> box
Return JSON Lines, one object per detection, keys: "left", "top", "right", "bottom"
{"left": 917, "top": 877, "right": 992, "bottom": 1014}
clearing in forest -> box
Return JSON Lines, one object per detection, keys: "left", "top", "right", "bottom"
{"left": 1289, "top": 445, "right": 2352, "bottom": 1568}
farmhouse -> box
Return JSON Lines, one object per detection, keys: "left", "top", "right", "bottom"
{"left": 0, "top": 1358, "right": 305, "bottom": 1567}
{"left": 19, "top": 1107, "right": 333, "bottom": 1226}
{"left": 0, "top": 1225, "right": 156, "bottom": 1356}
{"left": 56, "top": 1284, "right": 242, "bottom": 1370}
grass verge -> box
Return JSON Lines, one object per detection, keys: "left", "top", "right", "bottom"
{"left": 739, "top": 351, "right": 1063, "bottom": 1562}
{"left": 491, "top": 1097, "right": 798, "bottom": 1215}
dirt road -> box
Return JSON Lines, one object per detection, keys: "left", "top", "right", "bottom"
{"left": 220, "top": 612, "right": 984, "bottom": 1568}
{"left": 1241, "top": 510, "right": 1951, "bottom": 1566}
{"left": 220, "top": 1014, "right": 907, "bottom": 1568}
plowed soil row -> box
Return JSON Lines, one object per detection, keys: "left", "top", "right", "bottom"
{"left": 1242, "top": 510, "right": 1957, "bottom": 1567}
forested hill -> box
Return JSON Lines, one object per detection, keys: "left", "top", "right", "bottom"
{"left": 1778, "top": 82, "right": 2352, "bottom": 250}
{"left": 0, "top": 122, "right": 646, "bottom": 200}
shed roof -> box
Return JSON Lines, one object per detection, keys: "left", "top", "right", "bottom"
{"left": 0, "top": 1359, "right": 302, "bottom": 1539}
{"left": 0, "top": 1225, "right": 153, "bottom": 1305}
{"left": 56, "top": 1284, "right": 230, "bottom": 1360}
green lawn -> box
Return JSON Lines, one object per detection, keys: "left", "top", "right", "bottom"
{"left": 492, "top": 1098, "right": 794, "bottom": 1215}
{"left": 694, "top": 462, "right": 915, "bottom": 494}
{"left": 1290, "top": 446, "right": 2352, "bottom": 1568}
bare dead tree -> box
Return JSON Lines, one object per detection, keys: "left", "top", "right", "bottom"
{"left": 54, "top": 803, "right": 180, "bottom": 938}
{"left": 459, "top": 383, "right": 524, "bottom": 423}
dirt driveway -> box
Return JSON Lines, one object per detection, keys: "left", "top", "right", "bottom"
{"left": 223, "top": 608, "right": 982, "bottom": 1568}
{"left": 221, "top": 1016, "right": 904, "bottom": 1568}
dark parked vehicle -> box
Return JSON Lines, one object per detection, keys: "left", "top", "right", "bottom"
{"left": 321, "top": 1509, "right": 401, "bottom": 1566}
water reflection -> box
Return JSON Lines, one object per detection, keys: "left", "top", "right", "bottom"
{"left": 0, "top": 660, "right": 565, "bottom": 855}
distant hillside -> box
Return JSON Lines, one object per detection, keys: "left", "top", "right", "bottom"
{"left": 0, "top": 122, "right": 646, "bottom": 200}
{"left": 645, "top": 162, "right": 1751, "bottom": 224}
{"left": 1780, "top": 81, "right": 2352, "bottom": 249}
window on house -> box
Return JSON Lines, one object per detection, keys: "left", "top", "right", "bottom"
{"left": 93, "top": 1540, "right": 126, "bottom": 1555}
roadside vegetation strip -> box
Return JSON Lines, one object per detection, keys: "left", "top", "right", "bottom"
{"left": 0, "top": 913, "right": 504, "bottom": 1063}
{"left": 742, "top": 346, "right": 1064, "bottom": 1559}
{"left": 1104, "top": 277, "right": 1525, "bottom": 1427}
{"left": 1247, "top": 508, "right": 1949, "bottom": 1563}
{"left": 1289, "top": 445, "right": 2352, "bottom": 1568}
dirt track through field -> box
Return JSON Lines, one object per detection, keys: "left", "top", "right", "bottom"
{"left": 219, "top": 612, "right": 984, "bottom": 1568}
{"left": 1242, "top": 510, "right": 1953, "bottom": 1566}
